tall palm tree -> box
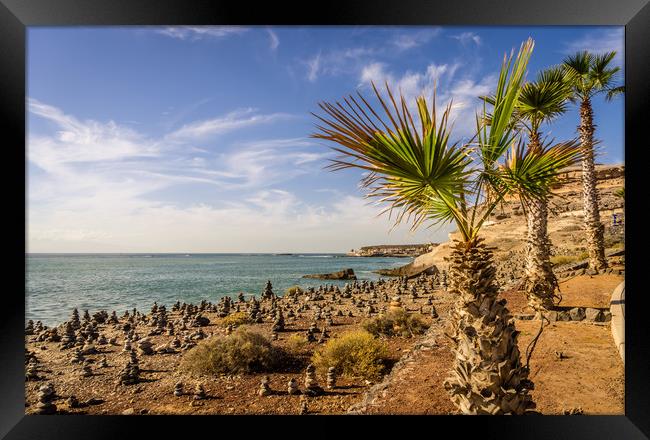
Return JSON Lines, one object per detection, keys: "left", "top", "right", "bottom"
{"left": 512, "top": 67, "right": 574, "bottom": 311}
{"left": 483, "top": 67, "right": 575, "bottom": 311}
{"left": 312, "top": 39, "right": 581, "bottom": 414}
{"left": 562, "top": 51, "right": 624, "bottom": 270}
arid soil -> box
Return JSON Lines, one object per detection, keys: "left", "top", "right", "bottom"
{"left": 361, "top": 273, "right": 625, "bottom": 415}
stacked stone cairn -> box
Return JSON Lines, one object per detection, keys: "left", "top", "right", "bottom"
{"left": 272, "top": 309, "right": 285, "bottom": 332}
{"left": 194, "top": 384, "right": 206, "bottom": 400}
{"left": 262, "top": 280, "right": 275, "bottom": 301}
{"left": 70, "top": 309, "right": 81, "bottom": 330}
{"left": 25, "top": 320, "right": 35, "bottom": 335}
{"left": 70, "top": 348, "right": 85, "bottom": 365}
{"left": 35, "top": 383, "right": 57, "bottom": 415}
{"left": 26, "top": 358, "right": 39, "bottom": 381}
{"left": 303, "top": 364, "right": 323, "bottom": 396}
{"left": 326, "top": 367, "right": 336, "bottom": 390}
{"left": 287, "top": 378, "right": 300, "bottom": 395}
{"left": 249, "top": 298, "right": 262, "bottom": 323}
{"left": 81, "top": 359, "right": 93, "bottom": 378}
{"left": 299, "top": 395, "right": 309, "bottom": 415}
{"left": 118, "top": 357, "right": 139, "bottom": 385}
{"left": 60, "top": 322, "right": 77, "bottom": 349}
{"left": 174, "top": 381, "right": 184, "bottom": 397}
{"left": 258, "top": 376, "right": 272, "bottom": 396}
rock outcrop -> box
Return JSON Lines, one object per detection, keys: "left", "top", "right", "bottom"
{"left": 303, "top": 268, "right": 357, "bottom": 280}
{"left": 348, "top": 244, "right": 436, "bottom": 257}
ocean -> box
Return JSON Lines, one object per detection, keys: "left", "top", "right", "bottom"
{"left": 25, "top": 253, "right": 410, "bottom": 326}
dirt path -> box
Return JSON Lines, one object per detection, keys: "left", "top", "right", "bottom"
{"left": 356, "top": 275, "right": 625, "bottom": 415}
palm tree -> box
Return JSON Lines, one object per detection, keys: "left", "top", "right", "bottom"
{"left": 511, "top": 68, "right": 574, "bottom": 311}
{"left": 311, "top": 39, "right": 581, "bottom": 414}
{"left": 562, "top": 51, "right": 624, "bottom": 270}
{"left": 483, "top": 67, "right": 575, "bottom": 311}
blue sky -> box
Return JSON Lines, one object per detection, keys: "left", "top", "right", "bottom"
{"left": 27, "top": 26, "right": 624, "bottom": 253}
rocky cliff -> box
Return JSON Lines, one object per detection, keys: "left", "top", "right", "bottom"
{"left": 377, "top": 164, "right": 625, "bottom": 282}
{"left": 347, "top": 244, "right": 437, "bottom": 258}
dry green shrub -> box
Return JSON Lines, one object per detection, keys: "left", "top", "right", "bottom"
{"left": 284, "top": 285, "right": 304, "bottom": 296}
{"left": 362, "top": 309, "right": 429, "bottom": 338}
{"left": 550, "top": 255, "right": 578, "bottom": 266}
{"left": 285, "top": 333, "right": 309, "bottom": 354}
{"left": 181, "top": 328, "right": 285, "bottom": 375}
{"left": 217, "top": 311, "right": 251, "bottom": 328}
{"left": 312, "top": 330, "right": 389, "bottom": 381}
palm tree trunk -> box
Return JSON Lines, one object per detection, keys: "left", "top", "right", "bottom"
{"left": 579, "top": 98, "right": 608, "bottom": 270}
{"left": 524, "top": 196, "right": 557, "bottom": 311}
{"left": 444, "top": 238, "right": 536, "bottom": 415}
{"left": 523, "top": 134, "right": 557, "bottom": 311}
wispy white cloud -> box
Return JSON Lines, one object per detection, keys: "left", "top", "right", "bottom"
{"left": 450, "top": 32, "right": 482, "bottom": 46}
{"left": 156, "top": 26, "right": 249, "bottom": 41}
{"left": 392, "top": 28, "right": 442, "bottom": 50}
{"left": 304, "top": 47, "right": 377, "bottom": 82}
{"left": 267, "top": 28, "right": 280, "bottom": 51}
{"left": 358, "top": 61, "right": 494, "bottom": 138}
{"left": 28, "top": 98, "right": 159, "bottom": 174}
{"left": 307, "top": 53, "right": 322, "bottom": 82}
{"left": 166, "top": 108, "right": 294, "bottom": 141}
{"left": 562, "top": 28, "right": 624, "bottom": 62}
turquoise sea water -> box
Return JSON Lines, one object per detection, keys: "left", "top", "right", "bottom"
{"left": 26, "top": 253, "right": 409, "bottom": 326}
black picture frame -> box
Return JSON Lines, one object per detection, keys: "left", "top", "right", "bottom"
{"left": 2, "top": 0, "right": 648, "bottom": 438}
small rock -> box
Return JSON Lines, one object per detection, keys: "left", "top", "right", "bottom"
{"left": 546, "top": 311, "right": 558, "bottom": 322}
{"left": 584, "top": 308, "right": 603, "bottom": 322}
{"left": 122, "top": 408, "right": 135, "bottom": 415}
{"left": 569, "top": 307, "right": 586, "bottom": 321}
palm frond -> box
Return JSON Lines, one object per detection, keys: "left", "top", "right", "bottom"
{"left": 606, "top": 85, "right": 625, "bottom": 101}
{"left": 478, "top": 38, "right": 534, "bottom": 167}
{"left": 311, "top": 83, "right": 473, "bottom": 239}
{"left": 499, "top": 137, "right": 583, "bottom": 203}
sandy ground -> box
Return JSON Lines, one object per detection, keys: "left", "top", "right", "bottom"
{"left": 357, "top": 274, "right": 625, "bottom": 415}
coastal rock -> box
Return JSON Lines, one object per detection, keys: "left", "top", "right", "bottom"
{"left": 303, "top": 269, "right": 357, "bottom": 280}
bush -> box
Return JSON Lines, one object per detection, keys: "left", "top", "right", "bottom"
{"left": 312, "top": 330, "right": 389, "bottom": 381}
{"left": 550, "top": 255, "right": 578, "bottom": 266}
{"left": 181, "top": 328, "right": 285, "bottom": 375}
{"left": 285, "top": 334, "right": 309, "bottom": 354}
{"left": 284, "top": 285, "right": 304, "bottom": 296}
{"left": 362, "top": 309, "right": 429, "bottom": 338}
{"left": 217, "top": 312, "right": 251, "bottom": 328}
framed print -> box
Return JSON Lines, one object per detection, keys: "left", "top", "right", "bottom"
{"left": 1, "top": 0, "right": 648, "bottom": 438}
